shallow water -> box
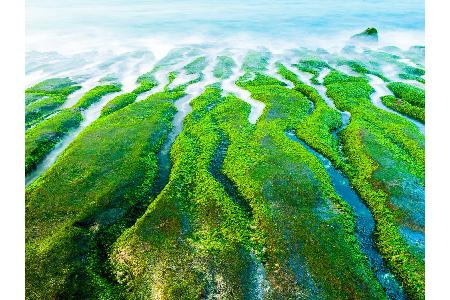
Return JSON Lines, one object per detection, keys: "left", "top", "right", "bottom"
{"left": 208, "top": 132, "right": 252, "bottom": 215}
{"left": 252, "top": 255, "right": 267, "bottom": 300}
{"left": 61, "top": 76, "right": 103, "bottom": 108}
{"left": 334, "top": 65, "right": 360, "bottom": 77}
{"left": 400, "top": 79, "right": 425, "bottom": 89}
{"left": 25, "top": 90, "right": 122, "bottom": 186}
{"left": 26, "top": 70, "right": 50, "bottom": 87}
{"left": 221, "top": 56, "right": 265, "bottom": 124}
{"left": 316, "top": 68, "right": 330, "bottom": 85}
{"left": 58, "top": 52, "right": 148, "bottom": 108}
{"left": 398, "top": 58, "right": 418, "bottom": 68}
{"left": 282, "top": 65, "right": 351, "bottom": 133}
{"left": 267, "top": 57, "right": 294, "bottom": 88}
{"left": 367, "top": 74, "right": 425, "bottom": 134}
{"left": 399, "top": 226, "right": 425, "bottom": 260}
{"left": 380, "top": 62, "right": 425, "bottom": 89}
{"left": 25, "top": 52, "right": 98, "bottom": 86}
{"left": 25, "top": 1, "right": 425, "bottom": 298}
{"left": 285, "top": 130, "right": 407, "bottom": 300}
{"left": 284, "top": 231, "right": 319, "bottom": 296}
{"left": 25, "top": 57, "right": 153, "bottom": 186}
{"left": 284, "top": 63, "right": 312, "bottom": 84}
{"left": 311, "top": 68, "right": 353, "bottom": 133}
{"left": 152, "top": 57, "right": 217, "bottom": 194}
{"left": 167, "top": 70, "right": 199, "bottom": 90}
{"left": 136, "top": 52, "right": 205, "bottom": 102}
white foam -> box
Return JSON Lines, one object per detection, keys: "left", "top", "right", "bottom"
{"left": 158, "top": 55, "right": 218, "bottom": 161}
{"left": 26, "top": 90, "right": 121, "bottom": 186}
{"left": 267, "top": 56, "right": 294, "bottom": 88}
{"left": 367, "top": 74, "right": 424, "bottom": 134}
{"left": 398, "top": 58, "right": 417, "bottom": 68}
{"left": 334, "top": 64, "right": 360, "bottom": 77}
{"left": 221, "top": 53, "right": 265, "bottom": 124}
{"left": 25, "top": 56, "right": 151, "bottom": 186}
{"left": 316, "top": 68, "right": 330, "bottom": 84}
{"left": 380, "top": 63, "right": 425, "bottom": 89}
{"left": 167, "top": 70, "right": 198, "bottom": 90}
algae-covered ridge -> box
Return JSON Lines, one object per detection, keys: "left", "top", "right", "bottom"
{"left": 25, "top": 45, "right": 425, "bottom": 300}
{"left": 25, "top": 81, "right": 123, "bottom": 177}
{"left": 25, "top": 78, "right": 81, "bottom": 128}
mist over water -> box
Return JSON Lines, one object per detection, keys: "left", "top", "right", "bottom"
{"left": 26, "top": 0, "right": 424, "bottom": 55}
{"left": 26, "top": 0, "right": 425, "bottom": 89}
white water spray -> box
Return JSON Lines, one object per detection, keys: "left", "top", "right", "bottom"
{"left": 221, "top": 53, "right": 265, "bottom": 124}
{"left": 367, "top": 75, "right": 424, "bottom": 134}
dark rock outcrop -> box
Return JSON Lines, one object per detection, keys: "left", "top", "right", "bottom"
{"left": 350, "top": 27, "right": 378, "bottom": 44}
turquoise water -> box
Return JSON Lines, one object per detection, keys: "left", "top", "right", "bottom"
{"left": 26, "top": 0, "right": 424, "bottom": 52}
{"left": 285, "top": 131, "right": 407, "bottom": 300}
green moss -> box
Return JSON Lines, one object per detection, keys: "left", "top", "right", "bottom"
{"left": 277, "top": 63, "right": 345, "bottom": 168}
{"left": 183, "top": 56, "right": 207, "bottom": 74}
{"left": 351, "top": 27, "right": 378, "bottom": 43}
{"left": 236, "top": 72, "right": 286, "bottom": 88}
{"left": 366, "top": 28, "right": 378, "bottom": 35}
{"left": 73, "top": 84, "right": 122, "bottom": 110}
{"left": 25, "top": 49, "right": 425, "bottom": 299}
{"left": 397, "top": 65, "right": 425, "bottom": 84}
{"left": 225, "top": 72, "right": 385, "bottom": 299}
{"left": 336, "top": 59, "right": 390, "bottom": 82}
{"left": 26, "top": 78, "right": 78, "bottom": 95}
{"left": 381, "top": 81, "right": 425, "bottom": 123}
{"left": 344, "top": 48, "right": 424, "bottom": 85}
{"left": 100, "top": 75, "right": 160, "bottom": 117}
{"left": 109, "top": 74, "right": 387, "bottom": 298}
{"left": 111, "top": 86, "right": 253, "bottom": 299}
{"left": 381, "top": 95, "right": 425, "bottom": 123}
{"left": 100, "top": 93, "right": 137, "bottom": 117}
{"left": 136, "top": 72, "right": 158, "bottom": 85}
{"left": 25, "top": 90, "right": 182, "bottom": 299}
{"left": 26, "top": 95, "right": 68, "bottom": 128}
{"left": 25, "top": 93, "right": 47, "bottom": 106}
{"left": 25, "top": 82, "right": 126, "bottom": 176}
{"left": 400, "top": 65, "right": 425, "bottom": 77}
{"left": 25, "top": 109, "right": 83, "bottom": 175}
{"left": 26, "top": 85, "right": 81, "bottom": 105}
{"left": 213, "top": 56, "right": 236, "bottom": 79}
{"left": 132, "top": 81, "right": 156, "bottom": 94}
{"left": 296, "top": 59, "right": 330, "bottom": 71}
{"left": 162, "top": 71, "right": 179, "bottom": 91}
{"left": 324, "top": 70, "right": 425, "bottom": 300}
{"left": 293, "top": 59, "right": 330, "bottom": 84}
{"left": 398, "top": 73, "right": 425, "bottom": 84}
{"left": 387, "top": 82, "right": 425, "bottom": 108}
{"left": 25, "top": 78, "right": 81, "bottom": 127}
{"left": 133, "top": 75, "right": 158, "bottom": 94}
{"left": 241, "top": 49, "right": 271, "bottom": 73}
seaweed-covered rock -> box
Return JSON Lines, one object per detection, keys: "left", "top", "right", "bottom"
{"left": 350, "top": 27, "right": 378, "bottom": 44}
